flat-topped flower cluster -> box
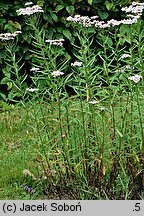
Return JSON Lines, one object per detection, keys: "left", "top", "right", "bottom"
{"left": 128, "top": 75, "right": 142, "bottom": 83}
{"left": 51, "top": 70, "right": 64, "bottom": 78}
{"left": 66, "top": 14, "right": 139, "bottom": 28}
{"left": 0, "top": 31, "right": 22, "bottom": 41}
{"left": 71, "top": 61, "right": 83, "bottom": 67}
{"left": 66, "top": 15, "right": 99, "bottom": 27}
{"left": 66, "top": 2, "right": 144, "bottom": 28}
{"left": 122, "top": 1, "right": 144, "bottom": 15}
{"left": 45, "top": 39, "right": 64, "bottom": 47}
{"left": 16, "top": 4, "right": 43, "bottom": 16}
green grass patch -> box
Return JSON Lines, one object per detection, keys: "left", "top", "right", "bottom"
{"left": 0, "top": 94, "right": 143, "bottom": 199}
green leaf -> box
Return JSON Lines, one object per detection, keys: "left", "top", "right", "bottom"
{"left": 105, "top": 1, "right": 114, "bottom": 11}
{"left": 70, "top": 0, "right": 75, "bottom": 4}
{"left": 57, "top": 27, "right": 63, "bottom": 33}
{"left": 98, "top": 10, "right": 109, "bottom": 20}
{"left": 43, "top": 14, "right": 53, "bottom": 24}
{"left": 0, "top": 50, "right": 5, "bottom": 59}
{"left": 66, "top": 6, "right": 75, "bottom": 16}
{"left": 0, "top": 92, "right": 6, "bottom": 101}
{"left": 8, "top": 92, "right": 17, "bottom": 100}
{"left": 11, "top": 21, "right": 21, "bottom": 30}
{"left": 88, "top": 0, "right": 93, "bottom": 5}
{"left": 5, "top": 20, "right": 21, "bottom": 30}
{"left": 50, "top": 13, "right": 58, "bottom": 22}
{"left": 106, "top": 37, "right": 113, "bottom": 47}
{"left": 4, "top": 22, "right": 14, "bottom": 32}
{"left": 37, "top": 0, "right": 44, "bottom": 7}
{"left": 7, "top": 82, "right": 13, "bottom": 90}
{"left": 2, "top": 67, "right": 11, "bottom": 78}
{"left": 119, "top": 24, "right": 130, "bottom": 35}
{"left": 0, "top": 1, "right": 9, "bottom": 10}
{"left": 1, "top": 77, "right": 11, "bottom": 84}
{"left": 62, "top": 29, "right": 72, "bottom": 40}
{"left": 55, "top": 5, "right": 65, "bottom": 13}
{"left": 0, "top": 18, "right": 6, "bottom": 27}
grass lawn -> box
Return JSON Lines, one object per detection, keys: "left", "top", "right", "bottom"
{"left": 0, "top": 92, "right": 143, "bottom": 200}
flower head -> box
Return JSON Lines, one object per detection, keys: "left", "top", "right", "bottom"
{"left": 0, "top": 31, "right": 22, "bottom": 41}
{"left": 14, "top": 31, "right": 22, "bottom": 34}
{"left": 51, "top": 70, "right": 64, "bottom": 78}
{"left": 114, "top": 65, "right": 131, "bottom": 73}
{"left": 100, "top": 107, "right": 105, "bottom": 111}
{"left": 71, "top": 61, "right": 83, "bottom": 67}
{"left": 66, "top": 15, "right": 99, "bottom": 27}
{"left": 88, "top": 100, "right": 99, "bottom": 105}
{"left": 107, "top": 19, "right": 122, "bottom": 27}
{"left": 24, "top": 186, "right": 33, "bottom": 194}
{"left": 25, "top": 2, "right": 33, "bottom": 6}
{"left": 121, "top": 18, "right": 138, "bottom": 24}
{"left": 122, "top": 3, "right": 144, "bottom": 15}
{"left": 66, "top": 2, "right": 143, "bottom": 29}
{"left": 128, "top": 75, "right": 142, "bottom": 83}
{"left": 121, "top": 54, "right": 131, "bottom": 58}
{"left": 16, "top": 5, "right": 44, "bottom": 16}
{"left": 26, "top": 88, "right": 39, "bottom": 92}
{"left": 30, "top": 67, "right": 40, "bottom": 72}
{"left": 45, "top": 39, "right": 64, "bottom": 47}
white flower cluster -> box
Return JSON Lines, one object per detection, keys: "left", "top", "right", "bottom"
{"left": 121, "top": 54, "right": 131, "bottom": 58}
{"left": 108, "top": 17, "right": 139, "bottom": 26}
{"left": 26, "top": 88, "right": 39, "bottom": 92}
{"left": 67, "top": 14, "right": 140, "bottom": 28}
{"left": 71, "top": 61, "right": 83, "bottom": 67}
{"left": 132, "top": 1, "right": 144, "bottom": 6}
{"left": 128, "top": 75, "right": 142, "bottom": 83}
{"left": 25, "top": 2, "right": 33, "bottom": 6}
{"left": 126, "top": 14, "right": 141, "bottom": 19}
{"left": 114, "top": 65, "right": 131, "bottom": 73}
{"left": 0, "top": 31, "right": 22, "bottom": 41}
{"left": 88, "top": 100, "right": 99, "bottom": 104}
{"left": 45, "top": 39, "right": 64, "bottom": 47}
{"left": 66, "top": 2, "right": 144, "bottom": 29}
{"left": 30, "top": 67, "right": 40, "bottom": 72}
{"left": 51, "top": 70, "right": 64, "bottom": 78}
{"left": 100, "top": 107, "right": 105, "bottom": 111}
{"left": 66, "top": 15, "right": 99, "bottom": 27}
{"left": 122, "top": 2, "right": 144, "bottom": 16}
{"left": 16, "top": 5, "right": 44, "bottom": 16}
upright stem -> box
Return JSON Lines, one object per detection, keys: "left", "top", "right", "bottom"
{"left": 136, "top": 85, "right": 144, "bottom": 152}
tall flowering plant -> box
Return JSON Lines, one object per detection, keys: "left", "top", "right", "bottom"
{"left": 16, "top": 2, "right": 70, "bottom": 100}
{"left": 0, "top": 31, "right": 28, "bottom": 103}
{"left": 0, "top": 2, "right": 71, "bottom": 103}
{"left": 0, "top": 2, "right": 45, "bottom": 103}
{"left": 66, "top": 15, "right": 100, "bottom": 101}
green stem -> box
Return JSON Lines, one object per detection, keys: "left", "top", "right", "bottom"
{"left": 136, "top": 85, "right": 144, "bottom": 152}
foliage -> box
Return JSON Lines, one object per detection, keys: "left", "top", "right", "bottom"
{"left": 0, "top": 1, "right": 143, "bottom": 200}
{"left": 0, "top": 0, "right": 136, "bottom": 101}
{"left": 0, "top": 92, "right": 143, "bottom": 199}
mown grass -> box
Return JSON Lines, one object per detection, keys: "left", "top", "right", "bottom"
{"left": 0, "top": 106, "right": 38, "bottom": 199}
{"left": 0, "top": 91, "right": 143, "bottom": 200}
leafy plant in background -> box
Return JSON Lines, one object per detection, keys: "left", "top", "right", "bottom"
{"left": 0, "top": 0, "right": 136, "bottom": 102}
{"left": 0, "top": 31, "right": 28, "bottom": 104}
